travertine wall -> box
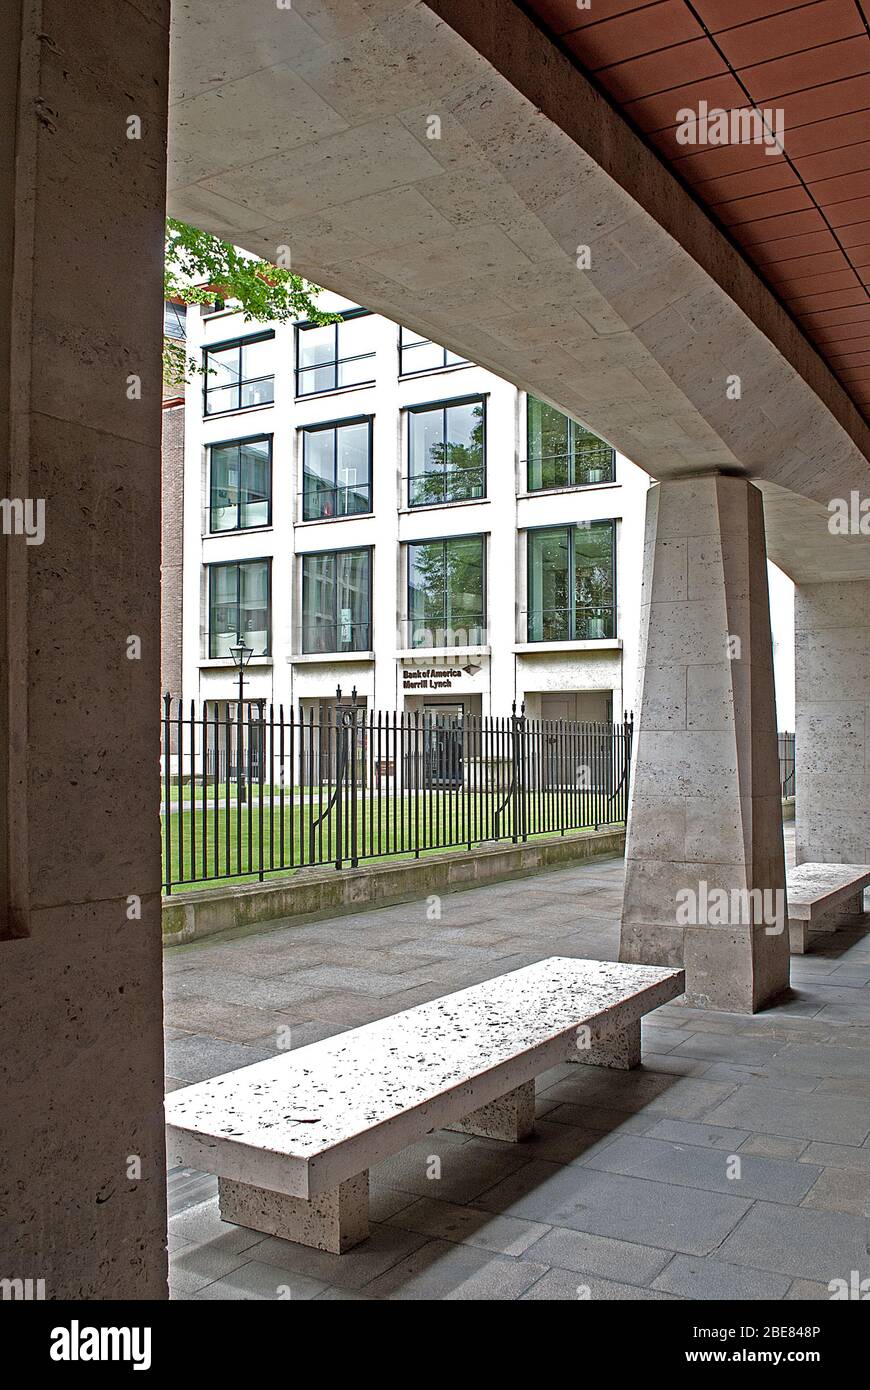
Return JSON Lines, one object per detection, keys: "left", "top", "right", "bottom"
{"left": 795, "top": 581, "right": 870, "bottom": 867}
{"left": 161, "top": 401, "right": 184, "bottom": 705}
{"left": 620, "top": 476, "right": 790, "bottom": 1013}
{"left": 0, "top": 0, "right": 170, "bottom": 1297}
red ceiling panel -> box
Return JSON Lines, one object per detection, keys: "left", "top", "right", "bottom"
{"left": 562, "top": 2, "right": 703, "bottom": 67}
{"left": 778, "top": 268, "right": 863, "bottom": 294}
{"left": 623, "top": 74, "right": 746, "bottom": 132}
{"left": 523, "top": 0, "right": 870, "bottom": 422}
{"left": 594, "top": 40, "right": 727, "bottom": 101}
{"left": 831, "top": 350, "right": 870, "bottom": 365}
{"left": 694, "top": 163, "right": 800, "bottom": 203}
{"left": 750, "top": 239, "right": 839, "bottom": 268}
{"left": 795, "top": 140, "right": 870, "bottom": 182}
{"left": 717, "top": 186, "right": 815, "bottom": 225}
{"left": 741, "top": 37, "right": 868, "bottom": 103}
{"left": 713, "top": 1, "right": 862, "bottom": 68}
{"left": 692, "top": 0, "right": 810, "bottom": 29}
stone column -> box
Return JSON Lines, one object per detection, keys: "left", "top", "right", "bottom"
{"left": 794, "top": 581, "right": 870, "bottom": 866}
{"left": 619, "top": 475, "right": 790, "bottom": 1013}
{"left": 0, "top": 2, "right": 170, "bottom": 1296}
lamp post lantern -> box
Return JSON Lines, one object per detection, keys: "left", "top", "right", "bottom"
{"left": 229, "top": 636, "right": 254, "bottom": 798}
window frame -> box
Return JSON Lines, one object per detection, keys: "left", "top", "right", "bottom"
{"left": 526, "top": 520, "right": 617, "bottom": 644}
{"left": 398, "top": 326, "right": 469, "bottom": 378}
{"left": 405, "top": 532, "right": 487, "bottom": 650}
{"left": 207, "top": 557, "right": 272, "bottom": 659}
{"left": 406, "top": 394, "right": 487, "bottom": 509}
{"left": 202, "top": 330, "right": 275, "bottom": 417}
{"left": 295, "top": 308, "right": 375, "bottom": 398}
{"left": 299, "top": 414, "right": 374, "bottom": 522}
{"left": 300, "top": 545, "right": 374, "bottom": 655}
{"left": 525, "top": 396, "right": 615, "bottom": 493}
{"left": 207, "top": 433, "right": 273, "bottom": 534}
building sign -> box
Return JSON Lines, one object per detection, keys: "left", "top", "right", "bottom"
{"left": 401, "top": 663, "right": 486, "bottom": 691}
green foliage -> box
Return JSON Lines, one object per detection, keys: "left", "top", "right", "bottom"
{"left": 163, "top": 218, "right": 339, "bottom": 386}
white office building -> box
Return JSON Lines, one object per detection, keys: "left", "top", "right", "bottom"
{"left": 180, "top": 290, "right": 792, "bottom": 733}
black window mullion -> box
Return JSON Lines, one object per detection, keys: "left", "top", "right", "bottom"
{"left": 441, "top": 407, "right": 448, "bottom": 501}
{"left": 442, "top": 540, "right": 449, "bottom": 635}
{"left": 568, "top": 528, "right": 576, "bottom": 641}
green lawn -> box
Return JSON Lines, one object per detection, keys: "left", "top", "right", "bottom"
{"left": 161, "top": 789, "right": 620, "bottom": 892}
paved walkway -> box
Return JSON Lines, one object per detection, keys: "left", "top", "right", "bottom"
{"left": 166, "top": 828, "right": 870, "bottom": 1301}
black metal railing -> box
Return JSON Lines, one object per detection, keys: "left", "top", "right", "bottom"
{"left": 161, "top": 693, "right": 634, "bottom": 892}
{"left": 526, "top": 441, "right": 616, "bottom": 490}
{"left": 527, "top": 605, "right": 616, "bottom": 643}
{"left": 778, "top": 730, "right": 795, "bottom": 799}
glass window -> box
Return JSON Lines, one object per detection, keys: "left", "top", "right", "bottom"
{"left": 209, "top": 436, "right": 271, "bottom": 532}
{"left": 407, "top": 536, "right": 485, "bottom": 648}
{"left": 408, "top": 398, "right": 485, "bottom": 507}
{"left": 301, "top": 418, "right": 372, "bottom": 520}
{"left": 163, "top": 301, "right": 186, "bottom": 339}
{"left": 527, "top": 521, "right": 615, "bottom": 642}
{"left": 296, "top": 312, "right": 375, "bottom": 396}
{"left": 399, "top": 327, "right": 467, "bottom": 376}
{"left": 208, "top": 559, "right": 270, "bottom": 657}
{"left": 527, "top": 396, "right": 614, "bottom": 491}
{"left": 203, "top": 334, "right": 274, "bottom": 415}
{"left": 301, "top": 548, "right": 371, "bottom": 654}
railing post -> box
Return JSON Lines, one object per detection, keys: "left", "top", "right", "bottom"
{"left": 510, "top": 701, "right": 528, "bottom": 844}
{"left": 257, "top": 698, "right": 265, "bottom": 882}
{"left": 624, "top": 710, "right": 634, "bottom": 822}
{"left": 162, "top": 693, "right": 172, "bottom": 893}
{"left": 518, "top": 702, "right": 528, "bottom": 843}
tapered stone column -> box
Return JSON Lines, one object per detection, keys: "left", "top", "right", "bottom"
{"left": 0, "top": 2, "right": 169, "bottom": 1296}
{"left": 795, "top": 581, "right": 870, "bottom": 866}
{"left": 619, "top": 475, "right": 790, "bottom": 1013}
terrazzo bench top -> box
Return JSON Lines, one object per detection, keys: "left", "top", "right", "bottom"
{"left": 166, "top": 956, "right": 683, "bottom": 1199}
{"left": 786, "top": 863, "right": 870, "bottom": 921}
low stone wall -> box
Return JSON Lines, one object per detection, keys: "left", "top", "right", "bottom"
{"left": 783, "top": 797, "right": 795, "bottom": 822}
{"left": 162, "top": 827, "right": 625, "bottom": 946}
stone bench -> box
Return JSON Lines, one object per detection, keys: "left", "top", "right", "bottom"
{"left": 165, "top": 956, "right": 683, "bottom": 1253}
{"left": 787, "top": 862, "right": 870, "bottom": 954}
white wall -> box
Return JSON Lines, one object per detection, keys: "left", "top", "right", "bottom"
{"left": 768, "top": 560, "right": 795, "bottom": 731}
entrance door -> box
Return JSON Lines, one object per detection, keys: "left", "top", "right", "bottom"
{"left": 423, "top": 703, "right": 464, "bottom": 788}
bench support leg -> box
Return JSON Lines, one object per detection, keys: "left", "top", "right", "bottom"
{"left": 568, "top": 1019, "right": 641, "bottom": 1070}
{"left": 450, "top": 1081, "right": 536, "bottom": 1141}
{"left": 217, "top": 1171, "right": 369, "bottom": 1254}
{"left": 788, "top": 918, "right": 808, "bottom": 954}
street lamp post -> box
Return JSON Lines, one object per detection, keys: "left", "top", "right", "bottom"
{"left": 229, "top": 636, "right": 253, "bottom": 799}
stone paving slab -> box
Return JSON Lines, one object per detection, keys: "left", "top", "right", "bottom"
{"left": 704, "top": 1084, "right": 870, "bottom": 1145}
{"left": 651, "top": 1255, "right": 792, "bottom": 1301}
{"left": 717, "top": 1201, "right": 870, "bottom": 1283}
{"left": 519, "top": 1269, "right": 678, "bottom": 1300}
{"left": 360, "top": 1238, "right": 550, "bottom": 1301}
{"left": 518, "top": 1225, "right": 672, "bottom": 1285}
{"left": 474, "top": 1159, "right": 753, "bottom": 1255}
{"left": 578, "top": 1134, "right": 822, "bottom": 1204}
{"left": 384, "top": 1197, "right": 549, "bottom": 1256}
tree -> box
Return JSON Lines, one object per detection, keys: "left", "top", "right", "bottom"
{"left": 162, "top": 218, "right": 339, "bottom": 387}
